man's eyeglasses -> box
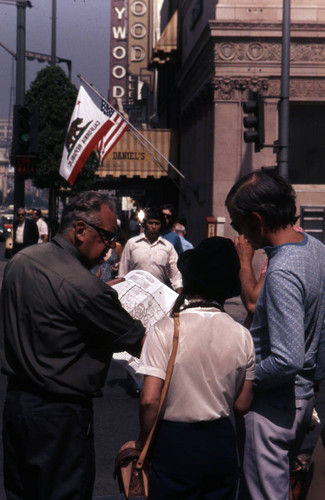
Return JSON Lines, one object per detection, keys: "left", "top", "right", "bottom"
{"left": 84, "top": 221, "right": 118, "bottom": 246}
{"left": 163, "top": 213, "right": 172, "bottom": 219}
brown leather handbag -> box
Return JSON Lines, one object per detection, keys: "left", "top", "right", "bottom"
{"left": 114, "top": 313, "right": 180, "bottom": 499}
{"left": 114, "top": 447, "right": 149, "bottom": 498}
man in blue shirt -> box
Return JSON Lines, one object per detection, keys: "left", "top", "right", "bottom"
{"left": 173, "top": 222, "right": 194, "bottom": 251}
{"left": 160, "top": 204, "right": 183, "bottom": 255}
{"left": 226, "top": 171, "right": 325, "bottom": 500}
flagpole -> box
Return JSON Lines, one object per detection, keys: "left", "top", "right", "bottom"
{"left": 78, "top": 75, "right": 197, "bottom": 195}
{"left": 78, "top": 75, "right": 184, "bottom": 177}
{"left": 127, "top": 128, "right": 190, "bottom": 202}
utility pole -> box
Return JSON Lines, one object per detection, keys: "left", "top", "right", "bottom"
{"left": 14, "top": 0, "right": 27, "bottom": 212}
{"left": 51, "top": 0, "right": 56, "bottom": 65}
{"left": 48, "top": 0, "right": 57, "bottom": 239}
{"left": 278, "top": 0, "right": 291, "bottom": 179}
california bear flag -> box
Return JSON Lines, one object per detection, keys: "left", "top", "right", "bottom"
{"left": 59, "top": 85, "right": 127, "bottom": 185}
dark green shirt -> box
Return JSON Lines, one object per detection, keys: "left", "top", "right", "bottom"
{"left": 0, "top": 235, "right": 145, "bottom": 398}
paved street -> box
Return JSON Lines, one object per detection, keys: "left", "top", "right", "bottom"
{"left": 0, "top": 241, "right": 324, "bottom": 499}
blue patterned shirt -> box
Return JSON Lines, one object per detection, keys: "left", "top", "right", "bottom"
{"left": 251, "top": 233, "right": 325, "bottom": 399}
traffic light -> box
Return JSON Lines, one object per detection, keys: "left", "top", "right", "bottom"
{"left": 243, "top": 93, "right": 264, "bottom": 152}
{"left": 13, "top": 104, "right": 39, "bottom": 156}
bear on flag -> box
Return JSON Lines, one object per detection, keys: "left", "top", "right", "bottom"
{"left": 59, "top": 85, "right": 127, "bottom": 185}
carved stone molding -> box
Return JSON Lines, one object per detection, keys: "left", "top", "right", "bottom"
{"left": 215, "top": 41, "right": 279, "bottom": 63}
{"left": 217, "top": 42, "right": 237, "bottom": 61}
{"left": 215, "top": 41, "right": 325, "bottom": 64}
{"left": 211, "top": 77, "right": 269, "bottom": 100}
{"left": 268, "top": 78, "right": 325, "bottom": 99}
{"left": 291, "top": 43, "right": 325, "bottom": 62}
{"left": 211, "top": 77, "right": 236, "bottom": 100}
{"left": 180, "top": 73, "right": 325, "bottom": 115}
{"left": 291, "top": 80, "right": 325, "bottom": 98}
{"left": 210, "top": 21, "right": 325, "bottom": 32}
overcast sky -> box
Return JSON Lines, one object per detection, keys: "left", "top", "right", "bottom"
{"left": 0, "top": 0, "right": 111, "bottom": 119}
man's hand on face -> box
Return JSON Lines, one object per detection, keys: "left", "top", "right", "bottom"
{"left": 234, "top": 234, "right": 255, "bottom": 265}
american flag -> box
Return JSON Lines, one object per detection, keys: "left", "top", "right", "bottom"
{"left": 97, "top": 101, "right": 128, "bottom": 164}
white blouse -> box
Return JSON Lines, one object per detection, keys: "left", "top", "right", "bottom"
{"left": 137, "top": 307, "right": 255, "bottom": 422}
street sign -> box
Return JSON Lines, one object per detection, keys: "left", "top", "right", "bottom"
{"left": 15, "top": 155, "right": 36, "bottom": 177}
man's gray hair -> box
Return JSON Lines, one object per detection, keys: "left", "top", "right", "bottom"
{"left": 173, "top": 223, "right": 185, "bottom": 233}
{"left": 59, "top": 191, "right": 116, "bottom": 233}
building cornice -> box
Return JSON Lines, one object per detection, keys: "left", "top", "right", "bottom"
{"left": 210, "top": 76, "right": 325, "bottom": 102}
{"left": 209, "top": 20, "right": 325, "bottom": 38}
{"left": 179, "top": 74, "right": 325, "bottom": 117}
{"left": 214, "top": 40, "right": 325, "bottom": 65}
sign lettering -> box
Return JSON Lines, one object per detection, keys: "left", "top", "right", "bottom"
{"left": 110, "top": 1, "right": 128, "bottom": 102}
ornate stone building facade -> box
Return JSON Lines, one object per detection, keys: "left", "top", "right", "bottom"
{"left": 157, "top": 1, "right": 325, "bottom": 243}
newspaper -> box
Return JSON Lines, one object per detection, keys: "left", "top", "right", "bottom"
{"left": 112, "top": 270, "right": 178, "bottom": 385}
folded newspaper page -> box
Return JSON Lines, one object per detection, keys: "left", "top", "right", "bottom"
{"left": 112, "top": 270, "right": 178, "bottom": 385}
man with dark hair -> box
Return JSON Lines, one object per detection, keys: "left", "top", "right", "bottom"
{"left": 119, "top": 207, "right": 183, "bottom": 293}
{"left": 160, "top": 203, "right": 183, "bottom": 255}
{"left": 13, "top": 207, "right": 39, "bottom": 254}
{"left": 0, "top": 191, "right": 145, "bottom": 500}
{"left": 225, "top": 171, "right": 325, "bottom": 500}
{"left": 31, "top": 208, "right": 49, "bottom": 243}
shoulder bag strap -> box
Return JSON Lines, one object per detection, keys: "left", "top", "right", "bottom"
{"left": 136, "top": 312, "right": 180, "bottom": 469}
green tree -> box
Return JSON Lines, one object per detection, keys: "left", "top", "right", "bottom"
{"left": 25, "top": 66, "right": 99, "bottom": 193}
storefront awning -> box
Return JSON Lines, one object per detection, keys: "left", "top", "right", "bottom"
{"left": 96, "top": 129, "right": 176, "bottom": 179}
{"left": 151, "top": 10, "right": 178, "bottom": 65}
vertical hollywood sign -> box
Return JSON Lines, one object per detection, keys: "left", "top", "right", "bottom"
{"left": 109, "top": 0, "right": 128, "bottom": 101}
{"left": 128, "top": 0, "right": 152, "bottom": 91}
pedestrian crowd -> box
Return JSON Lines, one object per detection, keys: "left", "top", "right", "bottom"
{"left": 1, "top": 171, "right": 325, "bottom": 499}
{"left": 12, "top": 207, "right": 48, "bottom": 255}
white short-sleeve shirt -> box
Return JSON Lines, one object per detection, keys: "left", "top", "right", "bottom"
{"left": 36, "top": 218, "right": 48, "bottom": 244}
{"left": 119, "top": 234, "right": 183, "bottom": 291}
{"left": 137, "top": 306, "right": 255, "bottom": 422}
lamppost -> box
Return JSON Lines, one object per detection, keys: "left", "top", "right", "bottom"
{"left": 48, "top": 0, "right": 57, "bottom": 239}
{"left": 51, "top": 0, "right": 56, "bottom": 65}
{"left": 14, "top": 0, "right": 32, "bottom": 212}
{"left": 0, "top": 0, "right": 32, "bottom": 211}
{"left": 0, "top": 0, "right": 31, "bottom": 211}
{"left": 278, "top": 0, "right": 291, "bottom": 179}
